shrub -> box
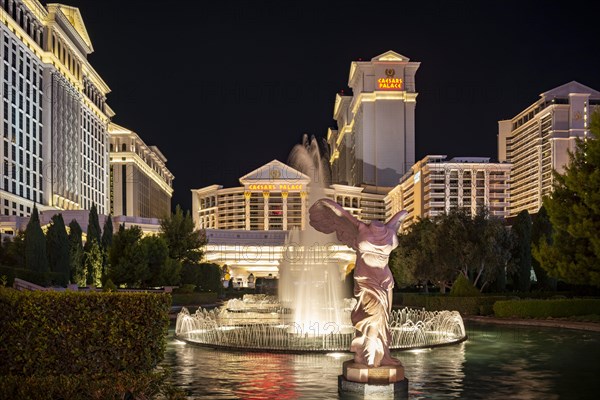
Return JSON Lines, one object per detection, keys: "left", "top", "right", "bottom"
{"left": 493, "top": 298, "right": 600, "bottom": 318}
{"left": 450, "top": 274, "right": 480, "bottom": 297}
{"left": 174, "top": 283, "right": 196, "bottom": 294}
{"left": 0, "top": 288, "right": 171, "bottom": 376}
{"left": 102, "top": 278, "right": 117, "bottom": 292}
{"left": 397, "top": 293, "right": 510, "bottom": 315}
{"left": 171, "top": 291, "right": 219, "bottom": 306}
{"left": 0, "top": 370, "right": 185, "bottom": 400}
{"left": 0, "top": 265, "right": 68, "bottom": 287}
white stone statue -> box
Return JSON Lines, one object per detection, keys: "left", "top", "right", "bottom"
{"left": 309, "top": 199, "right": 407, "bottom": 368}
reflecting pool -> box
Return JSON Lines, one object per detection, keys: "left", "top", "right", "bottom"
{"left": 162, "top": 322, "right": 600, "bottom": 399}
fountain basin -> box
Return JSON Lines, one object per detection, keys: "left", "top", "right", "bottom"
{"left": 175, "top": 305, "right": 467, "bottom": 353}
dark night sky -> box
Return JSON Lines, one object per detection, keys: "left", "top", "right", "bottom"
{"left": 63, "top": 0, "right": 600, "bottom": 212}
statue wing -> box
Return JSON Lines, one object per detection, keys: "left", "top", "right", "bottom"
{"left": 309, "top": 198, "right": 360, "bottom": 249}
{"left": 385, "top": 210, "right": 408, "bottom": 234}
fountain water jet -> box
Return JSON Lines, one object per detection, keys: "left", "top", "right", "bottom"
{"left": 279, "top": 134, "right": 347, "bottom": 335}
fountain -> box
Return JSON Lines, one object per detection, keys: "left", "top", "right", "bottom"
{"left": 175, "top": 134, "right": 466, "bottom": 355}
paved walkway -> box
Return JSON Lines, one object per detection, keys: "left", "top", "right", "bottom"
{"left": 464, "top": 315, "right": 600, "bottom": 332}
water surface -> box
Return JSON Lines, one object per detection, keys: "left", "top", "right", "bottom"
{"left": 162, "top": 322, "right": 600, "bottom": 399}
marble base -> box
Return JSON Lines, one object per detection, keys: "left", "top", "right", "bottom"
{"left": 342, "top": 360, "right": 405, "bottom": 384}
{"left": 338, "top": 375, "right": 409, "bottom": 399}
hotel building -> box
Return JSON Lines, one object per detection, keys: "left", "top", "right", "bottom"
{"left": 391, "top": 155, "right": 510, "bottom": 228}
{"left": 328, "top": 50, "right": 420, "bottom": 189}
{"left": 1, "top": 1, "right": 113, "bottom": 217}
{"left": 498, "top": 81, "right": 600, "bottom": 217}
{"left": 108, "top": 122, "right": 174, "bottom": 219}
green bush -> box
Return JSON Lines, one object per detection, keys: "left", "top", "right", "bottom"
{"left": 0, "top": 370, "right": 185, "bottom": 400}
{"left": 102, "top": 278, "right": 117, "bottom": 292}
{"left": 171, "top": 291, "right": 219, "bottom": 306}
{"left": 174, "top": 283, "right": 196, "bottom": 294}
{"left": 493, "top": 298, "right": 600, "bottom": 318}
{"left": 0, "top": 288, "right": 171, "bottom": 376}
{"left": 397, "top": 293, "right": 510, "bottom": 315}
{"left": 450, "top": 274, "right": 480, "bottom": 297}
{"left": 0, "top": 265, "right": 68, "bottom": 287}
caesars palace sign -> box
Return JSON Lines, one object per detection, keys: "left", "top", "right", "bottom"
{"left": 247, "top": 184, "right": 303, "bottom": 191}
{"left": 378, "top": 68, "right": 403, "bottom": 90}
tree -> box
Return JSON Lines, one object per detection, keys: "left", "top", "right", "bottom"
{"left": 108, "top": 225, "right": 149, "bottom": 287}
{"left": 86, "top": 204, "right": 102, "bottom": 249}
{"left": 468, "top": 211, "right": 513, "bottom": 292}
{"left": 83, "top": 239, "right": 102, "bottom": 287}
{"left": 531, "top": 205, "right": 556, "bottom": 290}
{"left": 100, "top": 215, "right": 114, "bottom": 281}
{"left": 390, "top": 218, "right": 435, "bottom": 291}
{"left": 68, "top": 219, "right": 85, "bottom": 286}
{"left": 1, "top": 232, "right": 25, "bottom": 267}
{"left": 139, "top": 235, "right": 181, "bottom": 287}
{"left": 25, "top": 206, "right": 48, "bottom": 274}
{"left": 160, "top": 205, "right": 206, "bottom": 265}
{"left": 511, "top": 210, "right": 532, "bottom": 292}
{"left": 430, "top": 211, "right": 469, "bottom": 292}
{"left": 46, "top": 214, "right": 70, "bottom": 282}
{"left": 534, "top": 112, "right": 600, "bottom": 287}
{"left": 101, "top": 215, "right": 114, "bottom": 250}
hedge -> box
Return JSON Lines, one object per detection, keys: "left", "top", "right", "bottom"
{"left": 395, "top": 293, "right": 511, "bottom": 315}
{"left": 0, "top": 370, "right": 185, "bottom": 400}
{"left": 493, "top": 298, "right": 600, "bottom": 318}
{"left": 171, "top": 291, "right": 219, "bottom": 306}
{"left": 0, "top": 288, "right": 171, "bottom": 376}
{"left": 0, "top": 265, "right": 68, "bottom": 287}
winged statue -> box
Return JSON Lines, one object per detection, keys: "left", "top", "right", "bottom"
{"left": 309, "top": 198, "right": 407, "bottom": 367}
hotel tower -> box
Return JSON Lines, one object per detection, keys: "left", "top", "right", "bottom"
{"left": 498, "top": 81, "right": 600, "bottom": 217}
{"left": 328, "top": 50, "right": 420, "bottom": 190}
{"left": 1, "top": 1, "right": 173, "bottom": 229}
{"left": 1, "top": 1, "right": 113, "bottom": 216}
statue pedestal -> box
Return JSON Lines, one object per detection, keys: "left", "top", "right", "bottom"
{"left": 338, "top": 360, "right": 408, "bottom": 399}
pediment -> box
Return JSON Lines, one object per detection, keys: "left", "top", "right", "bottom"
{"left": 239, "top": 160, "right": 311, "bottom": 184}
{"left": 54, "top": 4, "right": 93, "bottom": 50}
{"left": 542, "top": 81, "right": 600, "bottom": 99}
{"left": 372, "top": 50, "right": 410, "bottom": 62}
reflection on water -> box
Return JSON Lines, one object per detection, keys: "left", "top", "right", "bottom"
{"left": 162, "top": 322, "right": 600, "bottom": 399}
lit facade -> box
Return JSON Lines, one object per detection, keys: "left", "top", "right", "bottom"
{"left": 1, "top": 1, "right": 113, "bottom": 217}
{"left": 108, "top": 122, "right": 174, "bottom": 219}
{"left": 392, "top": 156, "right": 510, "bottom": 228}
{"left": 192, "top": 160, "right": 399, "bottom": 281}
{"left": 328, "top": 50, "right": 420, "bottom": 188}
{"left": 498, "top": 81, "right": 600, "bottom": 217}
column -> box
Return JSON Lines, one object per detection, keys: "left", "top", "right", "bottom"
{"left": 458, "top": 169, "right": 464, "bottom": 207}
{"left": 263, "top": 191, "right": 270, "bottom": 230}
{"left": 444, "top": 167, "right": 451, "bottom": 214}
{"left": 244, "top": 191, "right": 251, "bottom": 230}
{"left": 471, "top": 169, "right": 477, "bottom": 216}
{"left": 282, "top": 191, "right": 288, "bottom": 230}
{"left": 300, "top": 191, "right": 307, "bottom": 230}
{"left": 484, "top": 170, "right": 490, "bottom": 209}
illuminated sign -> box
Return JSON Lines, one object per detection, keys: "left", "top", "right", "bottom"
{"left": 248, "top": 184, "right": 303, "bottom": 191}
{"left": 414, "top": 171, "right": 421, "bottom": 184}
{"left": 378, "top": 68, "right": 403, "bottom": 90}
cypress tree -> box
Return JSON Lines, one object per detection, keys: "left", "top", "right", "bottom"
{"left": 86, "top": 204, "right": 102, "bottom": 249}
{"left": 68, "top": 219, "right": 85, "bottom": 286}
{"left": 24, "top": 206, "right": 48, "bottom": 275}
{"left": 100, "top": 215, "right": 114, "bottom": 283}
{"left": 84, "top": 240, "right": 102, "bottom": 287}
{"left": 46, "top": 214, "right": 70, "bottom": 282}
{"left": 101, "top": 214, "right": 113, "bottom": 250}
